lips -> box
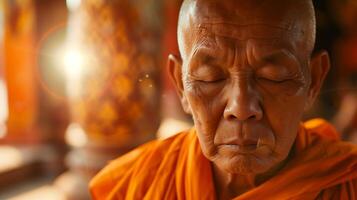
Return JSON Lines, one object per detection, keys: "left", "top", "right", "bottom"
{"left": 218, "top": 138, "right": 259, "bottom": 153}
{"left": 224, "top": 138, "right": 258, "bottom": 146}
{"left": 220, "top": 144, "right": 257, "bottom": 154}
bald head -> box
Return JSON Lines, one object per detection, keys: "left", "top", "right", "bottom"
{"left": 178, "top": 0, "right": 316, "bottom": 60}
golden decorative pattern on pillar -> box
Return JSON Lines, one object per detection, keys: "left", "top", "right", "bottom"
{"left": 67, "top": 0, "right": 161, "bottom": 148}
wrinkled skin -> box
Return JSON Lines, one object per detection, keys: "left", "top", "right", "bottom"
{"left": 168, "top": 0, "right": 330, "bottom": 198}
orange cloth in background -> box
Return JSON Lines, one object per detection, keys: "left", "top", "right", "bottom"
{"left": 90, "top": 119, "right": 357, "bottom": 200}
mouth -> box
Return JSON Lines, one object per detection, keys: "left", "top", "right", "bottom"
{"left": 224, "top": 138, "right": 258, "bottom": 146}
{"left": 219, "top": 139, "right": 259, "bottom": 154}
{"left": 219, "top": 144, "right": 257, "bottom": 154}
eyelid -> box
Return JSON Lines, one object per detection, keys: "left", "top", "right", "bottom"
{"left": 256, "top": 63, "right": 300, "bottom": 78}
{"left": 199, "top": 78, "right": 226, "bottom": 83}
{"left": 188, "top": 73, "right": 226, "bottom": 82}
{"left": 257, "top": 77, "right": 291, "bottom": 83}
{"left": 255, "top": 65, "right": 303, "bottom": 84}
{"left": 256, "top": 72, "right": 300, "bottom": 84}
{"left": 189, "top": 62, "right": 226, "bottom": 76}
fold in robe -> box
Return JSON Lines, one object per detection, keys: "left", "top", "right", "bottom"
{"left": 90, "top": 119, "right": 357, "bottom": 200}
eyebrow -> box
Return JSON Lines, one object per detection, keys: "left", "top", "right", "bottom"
{"left": 259, "top": 49, "right": 297, "bottom": 62}
{"left": 196, "top": 22, "right": 291, "bottom": 40}
{"left": 190, "top": 40, "right": 219, "bottom": 59}
{"left": 190, "top": 50, "right": 217, "bottom": 70}
{"left": 188, "top": 46, "right": 226, "bottom": 72}
{"left": 255, "top": 49, "right": 300, "bottom": 69}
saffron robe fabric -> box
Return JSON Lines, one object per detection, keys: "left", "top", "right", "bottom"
{"left": 90, "top": 119, "right": 357, "bottom": 200}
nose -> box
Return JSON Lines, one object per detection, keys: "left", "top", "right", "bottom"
{"left": 223, "top": 80, "right": 263, "bottom": 121}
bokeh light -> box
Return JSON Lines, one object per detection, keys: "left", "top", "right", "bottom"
{"left": 0, "top": 80, "right": 8, "bottom": 138}
{"left": 63, "top": 48, "right": 84, "bottom": 80}
{"left": 0, "top": 146, "right": 23, "bottom": 172}
{"left": 65, "top": 123, "right": 88, "bottom": 148}
{"left": 66, "top": 0, "right": 81, "bottom": 12}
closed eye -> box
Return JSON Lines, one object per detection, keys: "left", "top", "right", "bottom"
{"left": 196, "top": 78, "right": 226, "bottom": 84}
{"left": 257, "top": 77, "right": 291, "bottom": 84}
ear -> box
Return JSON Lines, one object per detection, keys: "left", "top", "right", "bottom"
{"left": 167, "top": 54, "right": 192, "bottom": 114}
{"left": 305, "top": 50, "right": 330, "bottom": 110}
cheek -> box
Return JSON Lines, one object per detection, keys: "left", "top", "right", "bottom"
{"left": 184, "top": 88, "right": 225, "bottom": 158}
{"left": 185, "top": 84, "right": 224, "bottom": 129}
{"left": 263, "top": 92, "right": 307, "bottom": 155}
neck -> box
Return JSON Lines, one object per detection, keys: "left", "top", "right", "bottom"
{"left": 212, "top": 159, "right": 289, "bottom": 200}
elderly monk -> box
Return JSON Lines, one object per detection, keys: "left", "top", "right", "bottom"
{"left": 90, "top": 0, "right": 357, "bottom": 199}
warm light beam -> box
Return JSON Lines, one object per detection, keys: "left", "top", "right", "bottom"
{"left": 66, "top": 0, "right": 81, "bottom": 12}
{"left": 63, "top": 49, "right": 84, "bottom": 79}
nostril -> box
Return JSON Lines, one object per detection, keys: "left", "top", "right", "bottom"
{"left": 225, "top": 112, "right": 258, "bottom": 121}
{"left": 227, "top": 114, "right": 237, "bottom": 121}
{"left": 224, "top": 99, "right": 263, "bottom": 121}
{"left": 248, "top": 115, "right": 256, "bottom": 120}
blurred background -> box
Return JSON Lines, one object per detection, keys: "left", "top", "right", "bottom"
{"left": 0, "top": 0, "right": 355, "bottom": 199}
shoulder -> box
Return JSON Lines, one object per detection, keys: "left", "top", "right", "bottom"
{"left": 302, "top": 118, "right": 357, "bottom": 153}
{"left": 298, "top": 119, "right": 357, "bottom": 195}
{"left": 303, "top": 118, "right": 340, "bottom": 140}
{"left": 299, "top": 118, "right": 357, "bottom": 161}
{"left": 318, "top": 178, "right": 357, "bottom": 199}
{"left": 89, "top": 129, "right": 193, "bottom": 200}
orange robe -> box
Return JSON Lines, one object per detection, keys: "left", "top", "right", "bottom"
{"left": 90, "top": 119, "right": 357, "bottom": 200}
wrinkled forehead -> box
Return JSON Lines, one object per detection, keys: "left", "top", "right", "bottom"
{"left": 191, "top": 0, "right": 304, "bottom": 39}
{"left": 179, "top": 0, "right": 314, "bottom": 59}
{"left": 192, "top": 0, "right": 301, "bottom": 27}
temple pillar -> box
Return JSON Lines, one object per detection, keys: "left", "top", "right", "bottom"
{"left": 1, "top": 0, "right": 40, "bottom": 145}
{"left": 55, "top": 0, "right": 162, "bottom": 199}
{"left": 0, "top": 0, "right": 47, "bottom": 190}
